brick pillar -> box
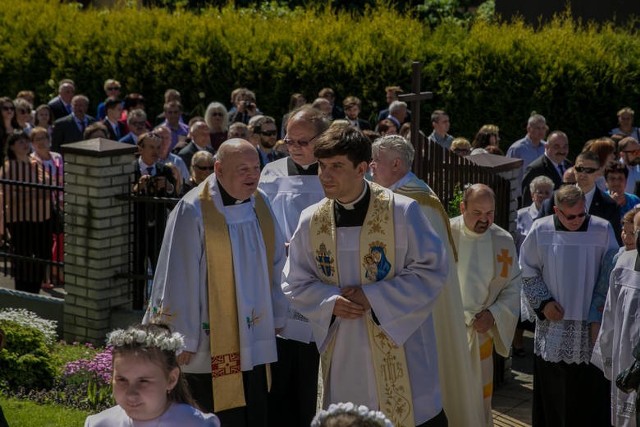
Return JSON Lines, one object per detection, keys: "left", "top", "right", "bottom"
{"left": 61, "top": 138, "right": 137, "bottom": 344}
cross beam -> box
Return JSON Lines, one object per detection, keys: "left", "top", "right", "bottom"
{"left": 397, "top": 61, "right": 433, "bottom": 153}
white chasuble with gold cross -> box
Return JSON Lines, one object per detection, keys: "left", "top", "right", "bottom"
{"left": 283, "top": 182, "right": 448, "bottom": 426}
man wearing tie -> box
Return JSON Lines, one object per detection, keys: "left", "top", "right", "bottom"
{"left": 51, "top": 95, "right": 96, "bottom": 151}
{"left": 102, "top": 97, "right": 127, "bottom": 141}
{"left": 521, "top": 130, "right": 572, "bottom": 207}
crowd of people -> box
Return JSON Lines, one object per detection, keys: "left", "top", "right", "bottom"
{"left": 3, "top": 77, "right": 640, "bottom": 426}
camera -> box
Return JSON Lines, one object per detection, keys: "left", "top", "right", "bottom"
{"left": 243, "top": 101, "right": 255, "bottom": 109}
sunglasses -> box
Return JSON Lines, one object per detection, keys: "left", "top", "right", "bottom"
{"left": 107, "top": 86, "right": 121, "bottom": 91}
{"left": 17, "top": 109, "right": 29, "bottom": 114}
{"left": 283, "top": 134, "right": 319, "bottom": 147}
{"left": 623, "top": 149, "right": 640, "bottom": 155}
{"left": 1, "top": 106, "right": 15, "bottom": 111}
{"left": 210, "top": 112, "right": 224, "bottom": 117}
{"left": 574, "top": 166, "right": 598, "bottom": 174}
{"left": 260, "top": 130, "right": 277, "bottom": 137}
{"left": 130, "top": 121, "right": 146, "bottom": 127}
{"left": 194, "top": 165, "right": 214, "bottom": 171}
{"left": 557, "top": 208, "right": 587, "bottom": 221}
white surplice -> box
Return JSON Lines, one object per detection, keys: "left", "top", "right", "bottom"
{"left": 84, "top": 403, "right": 220, "bottom": 427}
{"left": 391, "top": 173, "right": 485, "bottom": 427}
{"left": 142, "top": 174, "right": 288, "bottom": 374}
{"left": 259, "top": 157, "right": 325, "bottom": 342}
{"left": 520, "top": 215, "right": 618, "bottom": 364}
{"left": 283, "top": 191, "right": 447, "bottom": 425}
{"left": 592, "top": 249, "right": 640, "bottom": 426}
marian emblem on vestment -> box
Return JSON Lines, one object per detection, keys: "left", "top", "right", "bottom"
{"left": 363, "top": 241, "right": 392, "bottom": 282}
{"left": 315, "top": 243, "right": 335, "bottom": 277}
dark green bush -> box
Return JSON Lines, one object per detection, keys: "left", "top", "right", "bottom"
{"left": 0, "top": 321, "right": 56, "bottom": 390}
{"left": 0, "top": 1, "right": 638, "bottom": 155}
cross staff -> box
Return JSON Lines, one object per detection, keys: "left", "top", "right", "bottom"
{"left": 397, "top": 61, "right": 433, "bottom": 161}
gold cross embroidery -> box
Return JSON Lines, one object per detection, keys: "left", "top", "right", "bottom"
{"left": 497, "top": 248, "right": 512, "bottom": 278}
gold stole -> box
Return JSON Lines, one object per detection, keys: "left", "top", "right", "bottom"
{"left": 309, "top": 182, "right": 415, "bottom": 427}
{"left": 199, "top": 182, "right": 275, "bottom": 412}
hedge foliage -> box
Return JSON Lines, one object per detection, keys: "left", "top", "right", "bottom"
{"left": 1, "top": 0, "right": 639, "bottom": 154}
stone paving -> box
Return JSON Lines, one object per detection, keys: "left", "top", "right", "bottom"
{"left": 492, "top": 332, "right": 534, "bottom": 427}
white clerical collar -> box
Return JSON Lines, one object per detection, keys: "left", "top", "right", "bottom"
{"left": 388, "top": 172, "right": 415, "bottom": 191}
{"left": 299, "top": 161, "right": 317, "bottom": 170}
{"left": 461, "top": 222, "right": 490, "bottom": 240}
{"left": 336, "top": 181, "right": 367, "bottom": 210}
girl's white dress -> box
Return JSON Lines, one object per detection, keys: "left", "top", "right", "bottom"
{"left": 84, "top": 403, "right": 220, "bottom": 427}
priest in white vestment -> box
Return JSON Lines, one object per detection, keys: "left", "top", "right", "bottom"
{"left": 370, "top": 135, "right": 485, "bottom": 426}
{"left": 143, "top": 140, "right": 288, "bottom": 427}
{"left": 283, "top": 127, "right": 448, "bottom": 427}
{"left": 450, "top": 184, "right": 521, "bottom": 427}
{"left": 592, "top": 210, "right": 640, "bottom": 426}
{"left": 520, "top": 184, "right": 618, "bottom": 427}
{"left": 258, "top": 106, "right": 330, "bottom": 426}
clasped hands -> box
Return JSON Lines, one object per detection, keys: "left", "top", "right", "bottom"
{"left": 332, "top": 286, "right": 371, "bottom": 319}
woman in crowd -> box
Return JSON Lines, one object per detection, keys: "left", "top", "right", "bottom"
{"left": 583, "top": 137, "right": 617, "bottom": 191}
{"left": 0, "top": 98, "right": 19, "bottom": 163}
{"left": 471, "top": 124, "right": 500, "bottom": 154}
{"left": 34, "top": 104, "right": 54, "bottom": 136}
{"left": 182, "top": 151, "right": 214, "bottom": 194}
{"left": 204, "top": 102, "right": 228, "bottom": 151}
{"left": 0, "top": 131, "right": 52, "bottom": 293}
{"left": 29, "top": 127, "right": 64, "bottom": 289}
{"left": 13, "top": 98, "right": 33, "bottom": 135}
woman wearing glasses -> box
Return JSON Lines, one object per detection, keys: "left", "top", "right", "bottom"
{"left": 204, "top": 102, "right": 228, "bottom": 151}
{"left": 0, "top": 98, "right": 19, "bottom": 163}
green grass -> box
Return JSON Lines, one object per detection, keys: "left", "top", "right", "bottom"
{"left": 0, "top": 395, "right": 90, "bottom": 426}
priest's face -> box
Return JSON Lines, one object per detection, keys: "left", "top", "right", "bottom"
{"left": 460, "top": 194, "right": 495, "bottom": 234}
{"left": 318, "top": 155, "right": 368, "bottom": 203}
{"left": 370, "top": 148, "right": 400, "bottom": 188}
{"left": 285, "top": 118, "right": 318, "bottom": 166}
{"left": 215, "top": 142, "right": 260, "bottom": 201}
{"left": 554, "top": 199, "right": 587, "bottom": 231}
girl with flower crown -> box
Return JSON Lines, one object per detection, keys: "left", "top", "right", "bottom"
{"left": 84, "top": 323, "right": 220, "bottom": 427}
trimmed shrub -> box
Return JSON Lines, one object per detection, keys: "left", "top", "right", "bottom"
{"left": 0, "top": 1, "right": 638, "bottom": 155}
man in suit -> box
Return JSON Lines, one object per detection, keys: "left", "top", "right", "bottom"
{"left": 119, "top": 109, "right": 148, "bottom": 145}
{"left": 102, "top": 97, "right": 128, "bottom": 141}
{"left": 521, "top": 130, "right": 572, "bottom": 206}
{"left": 539, "top": 150, "right": 622, "bottom": 245}
{"left": 48, "top": 79, "right": 75, "bottom": 121}
{"left": 51, "top": 95, "right": 96, "bottom": 151}
{"left": 178, "top": 120, "right": 215, "bottom": 170}
{"left": 342, "top": 96, "right": 371, "bottom": 131}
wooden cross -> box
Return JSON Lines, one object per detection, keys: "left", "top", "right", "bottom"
{"left": 497, "top": 248, "right": 513, "bottom": 278}
{"left": 397, "top": 61, "right": 433, "bottom": 156}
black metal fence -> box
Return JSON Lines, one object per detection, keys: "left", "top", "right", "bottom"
{"left": 0, "top": 161, "right": 64, "bottom": 294}
{"left": 119, "top": 189, "right": 180, "bottom": 310}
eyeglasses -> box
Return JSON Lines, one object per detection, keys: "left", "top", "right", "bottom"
{"left": 17, "top": 109, "right": 29, "bottom": 114}
{"left": 130, "top": 121, "right": 146, "bottom": 127}
{"left": 574, "top": 166, "right": 598, "bottom": 174}
{"left": 260, "top": 130, "right": 277, "bottom": 137}
{"left": 107, "top": 86, "right": 121, "bottom": 91}
{"left": 623, "top": 149, "right": 640, "bottom": 155}
{"left": 165, "top": 110, "right": 181, "bottom": 115}
{"left": 283, "top": 134, "right": 319, "bottom": 148}
{"left": 194, "top": 165, "right": 214, "bottom": 171}
{"left": 557, "top": 208, "right": 587, "bottom": 221}
{"left": 561, "top": 181, "right": 576, "bottom": 186}
{"left": 1, "top": 106, "right": 15, "bottom": 112}
{"left": 210, "top": 112, "right": 224, "bottom": 117}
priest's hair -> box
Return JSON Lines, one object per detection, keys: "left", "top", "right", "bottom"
{"left": 372, "top": 135, "right": 415, "bottom": 169}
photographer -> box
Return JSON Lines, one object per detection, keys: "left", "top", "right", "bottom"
{"left": 132, "top": 132, "right": 176, "bottom": 197}
{"left": 229, "top": 88, "right": 261, "bottom": 125}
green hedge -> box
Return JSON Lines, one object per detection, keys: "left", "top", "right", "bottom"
{"left": 1, "top": 1, "right": 639, "bottom": 154}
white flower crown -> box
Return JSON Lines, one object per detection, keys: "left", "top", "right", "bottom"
{"left": 107, "top": 328, "right": 185, "bottom": 354}
{"left": 311, "top": 402, "right": 394, "bottom": 427}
